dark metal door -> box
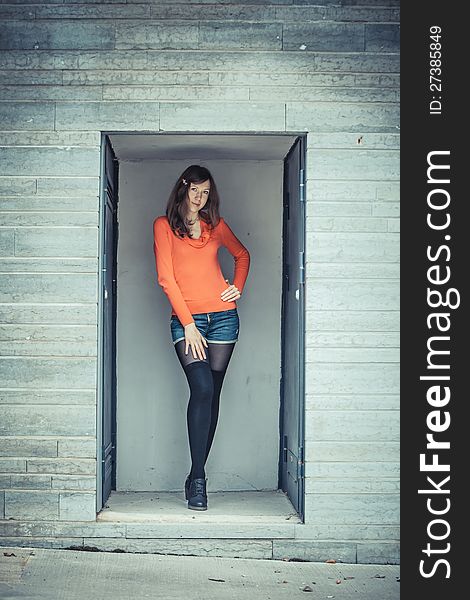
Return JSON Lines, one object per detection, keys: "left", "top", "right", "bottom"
{"left": 279, "top": 136, "right": 306, "bottom": 519}
{"left": 101, "top": 136, "right": 118, "bottom": 505}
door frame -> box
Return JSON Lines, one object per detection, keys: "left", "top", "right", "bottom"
{"left": 96, "top": 134, "right": 119, "bottom": 511}
{"left": 279, "top": 135, "right": 307, "bottom": 522}
{"left": 96, "top": 131, "right": 307, "bottom": 516}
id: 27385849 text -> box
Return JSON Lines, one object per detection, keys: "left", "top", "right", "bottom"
{"left": 429, "top": 25, "right": 443, "bottom": 115}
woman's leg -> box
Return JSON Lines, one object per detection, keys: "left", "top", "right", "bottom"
{"left": 204, "top": 342, "right": 236, "bottom": 463}
{"left": 174, "top": 341, "right": 212, "bottom": 480}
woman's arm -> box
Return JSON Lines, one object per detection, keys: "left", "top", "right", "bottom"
{"left": 219, "top": 218, "right": 250, "bottom": 293}
{"left": 154, "top": 217, "right": 208, "bottom": 360}
{"left": 153, "top": 217, "right": 194, "bottom": 327}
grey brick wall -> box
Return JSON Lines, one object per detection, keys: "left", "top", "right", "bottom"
{"left": 0, "top": 0, "right": 399, "bottom": 559}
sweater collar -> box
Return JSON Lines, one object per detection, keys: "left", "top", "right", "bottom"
{"left": 185, "top": 219, "right": 211, "bottom": 247}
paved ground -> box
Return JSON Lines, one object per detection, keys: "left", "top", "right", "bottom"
{"left": 0, "top": 545, "right": 400, "bottom": 600}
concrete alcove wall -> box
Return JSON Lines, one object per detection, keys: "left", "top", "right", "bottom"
{"left": 109, "top": 134, "right": 298, "bottom": 492}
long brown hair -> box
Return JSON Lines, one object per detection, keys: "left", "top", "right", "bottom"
{"left": 166, "top": 165, "right": 221, "bottom": 238}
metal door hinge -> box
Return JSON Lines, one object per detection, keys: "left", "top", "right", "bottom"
{"left": 299, "top": 169, "right": 305, "bottom": 203}
{"left": 299, "top": 251, "right": 305, "bottom": 285}
{"left": 298, "top": 445, "right": 305, "bottom": 479}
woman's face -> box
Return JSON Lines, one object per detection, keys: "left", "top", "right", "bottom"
{"left": 185, "top": 179, "right": 210, "bottom": 217}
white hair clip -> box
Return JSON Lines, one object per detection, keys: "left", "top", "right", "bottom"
{"left": 182, "top": 178, "right": 188, "bottom": 185}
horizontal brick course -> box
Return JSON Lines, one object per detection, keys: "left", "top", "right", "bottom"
{"left": 287, "top": 101, "right": 399, "bottom": 132}
{"left": 0, "top": 405, "right": 96, "bottom": 436}
{"left": 0, "top": 102, "right": 54, "bottom": 130}
{"left": 0, "top": 393, "right": 96, "bottom": 410}
{"left": 55, "top": 101, "right": 160, "bottom": 131}
{"left": 115, "top": 21, "right": 198, "bottom": 50}
{"left": 0, "top": 147, "right": 100, "bottom": 177}
{"left": 0, "top": 20, "right": 115, "bottom": 51}
{"left": 283, "top": 22, "right": 365, "bottom": 52}
{"left": 0, "top": 357, "right": 97, "bottom": 389}
{"left": 159, "top": 101, "right": 285, "bottom": 131}
{"left": 0, "top": 273, "right": 98, "bottom": 303}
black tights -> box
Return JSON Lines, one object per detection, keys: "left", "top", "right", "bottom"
{"left": 174, "top": 340, "right": 235, "bottom": 480}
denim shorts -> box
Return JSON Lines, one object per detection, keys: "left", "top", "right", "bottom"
{"left": 170, "top": 308, "right": 239, "bottom": 345}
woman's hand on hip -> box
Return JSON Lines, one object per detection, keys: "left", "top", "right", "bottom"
{"left": 221, "top": 280, "right": 241, "bottom": 302}
{"left": 184, "top": 322, "right": 208, "bottom": 360}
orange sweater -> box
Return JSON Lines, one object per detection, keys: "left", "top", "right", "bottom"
{"left": 153, "top": 216, "right": 250, "bottom": 327}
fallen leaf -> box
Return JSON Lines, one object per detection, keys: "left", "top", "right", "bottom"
{"left": 208, "top": 578, "right": 225, "bottom": 582}
{"left": 336, "top": 579, "right": 342, "bottom": 584}
{"left": 301, "top": 585, "right": 313, "bottom": 592}
{"left": 372, "top": 574, "right": 386, "bottom": 579}
{"left": 3, "top": 552, "right": 16, "bottom": 557}
{"left": 325, "top": 559, "right": 336, "bottom": 564}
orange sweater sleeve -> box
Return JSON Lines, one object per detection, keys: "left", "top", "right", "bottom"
{"left": 153, "top": 217, "right": 194, "bottom": 327}
{"left": 219, "top": 218, "right": 250, "bottom": 293}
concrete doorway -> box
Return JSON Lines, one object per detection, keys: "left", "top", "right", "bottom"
{"left": 97, "top": 133, "right": 306, "bottom": 524}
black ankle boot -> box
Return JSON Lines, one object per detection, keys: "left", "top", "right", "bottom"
{"left": 184, "top": 473, "right": 191, "bottom": 500}
{"left": 187, "top": 477, "right": 207, "bottom": 510}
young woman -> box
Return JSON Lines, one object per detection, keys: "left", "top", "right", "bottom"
{"left": 153, "top": 165, "right": 250, "bottom": 510}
